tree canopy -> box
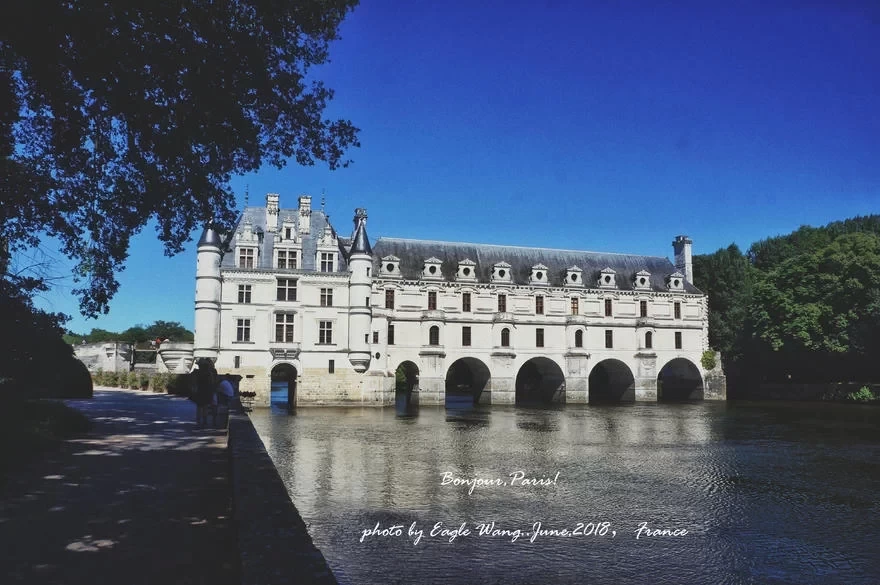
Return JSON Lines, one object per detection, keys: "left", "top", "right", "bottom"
{"left": 696, "top": 215, "right": 880, "bottom": 385}
{"left": 65, "top": 320, "right": 195, "bottom": 345}
{"left": 1, "top": 0, "right": 360, "bottom": 317}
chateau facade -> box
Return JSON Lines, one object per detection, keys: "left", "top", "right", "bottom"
{"left": 194, "top": 193, "right": 725, "bottom": 407}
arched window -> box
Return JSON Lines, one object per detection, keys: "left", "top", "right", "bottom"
{"left": 575, "top": 329, "right": 583, "bottom": 348}
{"left": 645, "top": 331, "right": 653, "bottom": 349}
{"left": 429, "top": 325, "right": 440, "bottom": 346}
{"left": 501, "top": 328, "right": 510, "bottom": 347}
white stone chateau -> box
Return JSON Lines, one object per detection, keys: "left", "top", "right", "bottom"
{"left": 194, "top": 193, "right": 725, "bottom": 407}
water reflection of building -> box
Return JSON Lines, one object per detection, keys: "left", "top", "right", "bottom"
{"left": 195, "top": 193, "right": 725, "bottom": 407}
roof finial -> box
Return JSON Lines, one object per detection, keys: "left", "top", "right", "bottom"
{"left": 244, "top": 184, "right": 250, "bottom": 208}
{"left": 321, "top": 188, "right": 326, "bottom": 213}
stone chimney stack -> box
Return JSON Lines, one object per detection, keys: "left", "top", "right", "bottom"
{"left": 298, "top": 195, "right": 312, "bottom": 234}
{"left": 265, "top": 193, "right": 279, "bottom": 232}
{"left": 673, "top": 235, "right": 693, "bottom": 283}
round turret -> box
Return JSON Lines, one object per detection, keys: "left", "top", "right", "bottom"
{"left": 348, "top": 209, "right": 373, "bottom": 373}
{"left": 194, "top": 226, "right": 222, "bottom": 360}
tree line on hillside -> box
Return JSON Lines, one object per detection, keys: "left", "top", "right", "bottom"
{"left": 694, "top": 215, "right": 880, "bottom": 388}
{"left": 64, "top": 321, "right": 194, "bottom": 346}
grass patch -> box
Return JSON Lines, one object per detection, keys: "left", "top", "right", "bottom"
{"left": 0, "top": 400, "right": 91, "bottom": 473}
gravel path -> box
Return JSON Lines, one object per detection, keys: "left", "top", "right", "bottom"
{"left": 0, "top": 388, "right": 238, "bottom": 585}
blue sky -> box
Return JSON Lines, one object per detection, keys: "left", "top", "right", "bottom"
{"left": 34, "top": 0, "right": 880, "bottom": 335}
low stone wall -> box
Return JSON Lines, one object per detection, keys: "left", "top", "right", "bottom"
{"left": 227, "top": 408, "right": 338, "bottom": 585}
{"left": 733, "top": 382, "right": 879, "bottom": 401}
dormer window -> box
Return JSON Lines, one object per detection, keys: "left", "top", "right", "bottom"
{"left": 633, "top": 270, "right": 651, "bottom": 290}
{"left": 319, "top": 252, "right": 336, "bottom": 273}
{"left": 456, "top": 258, "right": 477, "bottom": 282}
{"left": 281, "top": 220, "right": 296, "bottom": 242}
{"left": 529, "top": 264, "right": 549, "bottom": 286}
{"left": 238, "top": 247, "right": 256, "bottom": 269}
{"left": 666, "top": 271, "right": 685, "bottom": 292}
{"left": 276, "top": 249, "right": 297, "bottom": 269}
{"left": 491, "top": 261, "right": 512, "bottom": 284}
{"left": 422, "top": 257, "right": 443, "bottom": 280}
{"left": 598, "top": 267, "right": 617, "bottom": 289}
{"left": 381, "top": 255, "right": 401, "bottom": 278}
{"left": 565, "top": 266, "right": 584, "bottom": 287}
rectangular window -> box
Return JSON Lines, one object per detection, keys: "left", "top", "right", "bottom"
{"left": 234, "top": 355, "right": 241, "bottom": 369}
{"left": 237, "top": 284, "right": 252, "bottom": 304}
{"left": 387, "top": 324, "right": 395, "bottom": 346}
{"left": 284, "top": 227, "right": 292, "bottom": 240}
{"left": 605, "top": 329, "right": 613, "bottom": 348}
{"left": 498, "top": 294, "right": 507, "bottom": 312}
{"left": 277, "top": 278, "right": 297, "bottom": 301}
{"left": 536, "top": 295, "right": 544, "bottom": 315}
{"left": 674, "top": 302, "right": 681, "bottom": 319}
{"left": 236, "top": 318, "right": 251, "bottom": 342}
{"left": 320, "top": 288, "right": 333, "bottom": 307}
{"left": 328, "top": 359, "right": 335, "bottom": 374}
{"left": 275, "top": 313, "right": 295, "bottom": 343}
{"left": 385, "top": 289, "right": 395, "bottom": 309}
{"left": 536, "top": 328, "right": 545, "bottom": 348}
{"left": 238, "top": 248, "right": 255, "bottom": 269}
{"left": 462, "top": 292, "right": 471, "bottom": 313}
{"left": 640, "top": 300, "right": 648, "bottom": 318}
{"left": 571, "top": 297, "right": 579, "bottom": 315}
{"left": 277, "top": 249, "right": 297, "bottom": 269}
{"left": 365, "top": 297, "right": 370, "bottom": 307}
{"left": 318, "top": 321, "right": 333, "bottom": 344}
{"left": 429, "top": 326, "right": 440, "bottom": 346}
{"left": 320, "top": 252, "right": 334, "bottom": 273}
{"left": 605, "top": 298, "right": 613, "bottom": 317}
{"left": 675, "top": 331, "right": 682, "bottom": 349}
{"left": 462, "top": 326, "right": 471, "bottom": 347}
{"left": 428, "top": 291, "right": 437, "bottom": 310}
{"left": 373, "top": 331, "right": 379, "bottom": 344}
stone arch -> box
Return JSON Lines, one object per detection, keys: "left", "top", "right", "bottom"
{"left": 657, "top": 357, "right": 704, "bottom": 400}
{"left": 270, "top": 362, "right": 298, "bottom": 411}
{"left": 515, "top": 357, "right": 566, "bottom": 405}
{"left": 394, "top": 360, "right": 420, "bottom": 409}
{"left": 445, "top": 357, "right": 491, "bottom": 406}
{"left": 588, "top": 359, "right": 635, "bottom": 402}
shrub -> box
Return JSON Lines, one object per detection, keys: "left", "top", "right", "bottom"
{"left": 846, "top": 386, "right": 876, "bottom": 402}
{"left": 701, "top": 350, "right": 717, "bottom": 371}
{"left": 137, "top": 371, "right": 150, "bottom": 389}
{"left": 167, "top": 373, "right": 193, "bottom": 396}
{"left": 103, "top": 371, "right": 119, "bottom": 387}
{"left": 55, "top": 358, "right": 94, "bottom": 398}
{"left": 126, "top": 370, "right": 139, "bottom": 389}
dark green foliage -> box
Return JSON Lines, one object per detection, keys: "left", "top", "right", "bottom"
{"left": 0, "top": 400, "right": 91, "bottom": 471}
{"left": 700, "top": 351, "right": 717, "bottom": 371}
{"left": 1, "top": 0, "right": 360, "bottom": 319}
{"left": 68, "top": 320, "right": 195, "bottom": 344}
{"left": 53, "top": 358, "right": 94, "bottom": 399}
{"left": 845, "top": 386, "right": 877, "bottom": 402}
{"left": 696, "top": 215, "right": 880, "bottom": 387}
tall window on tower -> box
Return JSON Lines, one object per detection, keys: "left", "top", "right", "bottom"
{"left": 571, "top": 297, "right": 579, "bottom": 315}
{"left": 275, "top": 314, "right": 294, "bottom": 343}
{"left": 320, "top": 288, "right": 333, "bottom": 307}
{"left": 536, "top": 295, "right": 544, "bottom": 315}
{"left": 236, "top": 319, "right": 251, "bottom": 342}
{"left": 536, "top": 328, "right": 545, "bottom": 348}
{"left": 575, "top": 329, "right": 583, "bottom": 348}
{"left": 238, "top": 248, "right": 255, "bottom": 268}
{"left": 462, "top": 326, "right": 471, "bottom": 347}
{"left": 387, "top": 324, "right": 395, "bottom": 345}
{"left": 462, "top": 292, "right": 471, "bottom": 313}
{"left": 277, "top": 279, "right": 297, "bottom": 301}
{"left": 428, "top": 291, "right": 437, "bottom": 310}
{"left": 498, "top": 294, "right": 507, "bottom": 312}
{"left": 605, "top": 329, "right": 613, "bottom": 348}
{"left": 674, "top": 302, "right": 681, "bottom": 319}
{"left": 429, "top": 325, "right": 440, "bottom": 346}
{"left": 320, "top": 252, "right": 334, "bottom": 272}
{"left": 501, "top": 328, "right": 510, "bottom": 347}
{"left": 640, "top": 300, "right": 648, "bottom": 318}
{"left": 675, "top": 331, "right": 682, "bottom": 349}
{"left": 318, "top": 321, "right": 333, "bottom": 344}
{"left": 385, "top": 289, "right": 395, "bottom": 309}
{"left": 604, "top": 298, "right": 613, "bottom": 317}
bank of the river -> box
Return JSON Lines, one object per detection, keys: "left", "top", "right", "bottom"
{"left": 732, "top": 382, "right": 880, "bottom": 402}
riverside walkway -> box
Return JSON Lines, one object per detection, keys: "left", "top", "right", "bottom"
{"left": 0, "top": 388, "right": 238, "bottom": 585}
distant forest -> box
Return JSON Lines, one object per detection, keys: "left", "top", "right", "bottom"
{"left": 694, "top": 215, "right": 880, "bottom": 387}
{"left": 65, "top": 320, "right": 194, "bottom": 346}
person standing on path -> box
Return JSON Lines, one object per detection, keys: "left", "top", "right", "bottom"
{"left": 193, "top": 358, "right": 217, "bottom": 427}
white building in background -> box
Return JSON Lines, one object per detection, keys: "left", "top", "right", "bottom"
{"left": 194, "top": 193, "right": 725, "bottom": 408}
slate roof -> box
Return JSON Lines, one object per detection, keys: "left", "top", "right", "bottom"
{"left": 371, "top": 237, "right": 702, "bottom": 293}
{"left": 218, "top": 205, "right": 349, "bottom": 272}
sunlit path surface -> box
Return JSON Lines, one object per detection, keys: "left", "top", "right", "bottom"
{"left": 0, "top": 388, "right": 236, "bottom": 585}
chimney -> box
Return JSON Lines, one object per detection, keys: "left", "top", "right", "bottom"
{"left": 298, "top": 195, "right": 311, "bottom": 234}
{"left": 265, "top": 193, "right": 279, "bottom": 232}
{"left": 673, "top": 235, "right": 693, "bottom": 283}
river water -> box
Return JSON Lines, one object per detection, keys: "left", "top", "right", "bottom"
{"left": 249, "top": 401, "right": 880, "bottom": 585}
